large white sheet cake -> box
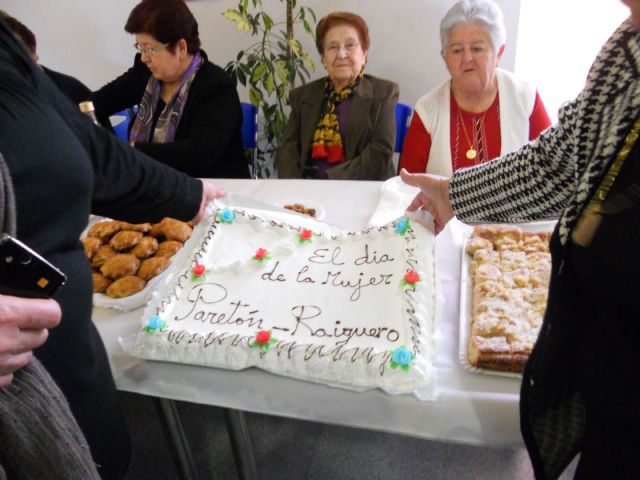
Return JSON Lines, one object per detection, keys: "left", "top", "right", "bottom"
{"left": 127, "top": 205, "right": 442, "bottom": 396}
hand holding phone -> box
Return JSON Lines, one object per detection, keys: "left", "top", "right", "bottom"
{"left": 0, "top": 293, "right": 62, "bottom": 387}
{"left": 0, "top": 234, "right": 66, "bottom": 298}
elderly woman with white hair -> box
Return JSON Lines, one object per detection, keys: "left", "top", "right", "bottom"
{"left": 399, "top": 0, "right": 551, "bottom": 176}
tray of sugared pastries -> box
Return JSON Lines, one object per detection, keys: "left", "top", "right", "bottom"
{"left": 458, "top": 223, "right": 554, "bottom": 376}
{"left": 81, "top": 217, "right": 193, "bottom": 306}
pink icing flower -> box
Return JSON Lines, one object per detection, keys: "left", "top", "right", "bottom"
{"left": 256, "top": 330, "right": 271, "bottom": 345}
{"left": 403, "top": 270, "right": 420, "bottom": 285}
{"left": 255, "top": 248, "right": 268, "bottom": 260}
{"left": 192, "top": 264, "right": 206, "bottom": 276}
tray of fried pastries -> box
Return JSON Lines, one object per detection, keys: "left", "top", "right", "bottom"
{"left": 82, "top": 215, "right": 200, "bottom": 311}
{"left": 458, "top": 222, "right": 555, "bottom": 378}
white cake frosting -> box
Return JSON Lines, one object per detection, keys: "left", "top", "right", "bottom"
{"left": 131, "top": 207, "right": 441, "bottom": 395}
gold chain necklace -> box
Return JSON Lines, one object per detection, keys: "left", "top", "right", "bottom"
{"left": 571, "top": 117, "right": 640, "bottom": 247}
{"left": 458, "top": 107, "right": 489, "bottom": 161}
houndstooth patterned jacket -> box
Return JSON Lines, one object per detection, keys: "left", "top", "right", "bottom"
{"left": 450, "top": 20, "right": 640, "bottom": 246}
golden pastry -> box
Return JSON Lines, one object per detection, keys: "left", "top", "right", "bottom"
{"left": 90, "top": 245, "right": 118, "bottom": 269}
{"left": 130, "top": 236, "right": 158, "bottom": 258}
{"left": 100, "top": 254, "right": 140, "bottom": 279}
{"left": 155, "top": 240, "right": 183, "bottom": 258}
{"left": 467, "top": 225, "right": 551, "bottom": 373}
{"left": 81, "top": 236, "right": 102, "bottom": 260}
{"left": 92, "top": 271, "right": 112, "bottom": 293}
{"left": 137, "top": 256, "right": 171, "bottom": 281}
{"left": 109, "top": 230, "right": 143, "bottom": 251}
{"left": 159, "top": 218, "right": 192, "bottom": 243}
{"left": 149, "top": 222, "right": 164, "bottom": 238}
{"left": 87, "top": 220, "right": 125, "bottom": 240}
{"left": 284, "top": 203, "right": 316, "bottom": 217}
{"left": 106, "top": 275, "right": 146, "bottom": 298}
{"left": 123, "top": 222, "right": 152, "bottom": 233}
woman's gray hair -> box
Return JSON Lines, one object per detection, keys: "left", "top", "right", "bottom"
{"left": 440, "top": 0, "right": 506, "bottom": 54}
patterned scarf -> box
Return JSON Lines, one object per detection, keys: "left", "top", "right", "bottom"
{"left": 311, "top": 72, "right": 363, "bottom": 163}
{"left": 129, "top": 51, "right": 203, "bottom": 144}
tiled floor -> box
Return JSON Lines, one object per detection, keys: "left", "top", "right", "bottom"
{"left": 120, "top": 391, "right": 578, "bottom": 480}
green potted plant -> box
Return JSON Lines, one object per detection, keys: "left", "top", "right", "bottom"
{"left": 223, "top": 0, "right": 316, "bottom": 177}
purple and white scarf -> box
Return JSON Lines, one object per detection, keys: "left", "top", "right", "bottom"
{"left": 129, "top": 51, "right": 203, "bottom": 144}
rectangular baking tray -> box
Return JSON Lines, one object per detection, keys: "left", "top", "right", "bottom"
{"left": 457, "top": 221, "right": 556, "bottom": 378}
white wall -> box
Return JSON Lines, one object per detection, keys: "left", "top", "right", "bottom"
{"left": 515, "top": 0, "right": 629, "bottom": 122}
{"left": 1, "top": 0, "right": 521, "bottom": 109}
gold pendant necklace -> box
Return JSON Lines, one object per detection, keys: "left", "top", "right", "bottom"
{"left": 459, "top": 108, "right": 487, "bottom": 162}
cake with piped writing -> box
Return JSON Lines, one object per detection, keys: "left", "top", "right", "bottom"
{"left": 130, "top": 207, "right": 442, "bottom": 395}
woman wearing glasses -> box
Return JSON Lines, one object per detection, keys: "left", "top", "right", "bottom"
{"left": 92, "top": 0, "right": 249, "bottom": 179}
{"left": 276, "top": 11, "right": 398, "bottom": 180}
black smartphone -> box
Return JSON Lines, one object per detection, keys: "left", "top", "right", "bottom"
{"left": 0, "top": 234, "right": 67, "bottom": 298}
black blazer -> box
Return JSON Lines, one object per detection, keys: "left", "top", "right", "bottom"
{"left": 93, "top": 51, "right": 249, "bottom": 179}
{"left": 276, "top": 74, "right": 398, "bottom": 180}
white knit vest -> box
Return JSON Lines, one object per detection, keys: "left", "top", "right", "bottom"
{"left": 414, "top": 68, "right": 536, "bottom": 176}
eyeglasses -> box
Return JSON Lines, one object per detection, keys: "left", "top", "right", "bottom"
{"left": 134, "top": 42, "right": 169, "bottom": 56}
{"left": 324, "top": 42, "right": 360, "bottom": 55}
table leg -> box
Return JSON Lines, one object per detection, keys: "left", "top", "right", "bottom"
{"left": 154, "top": 397, "right": 199, "bottom": 480}
{"left": 223, "top": 408, "right": 258, "bottom": 480}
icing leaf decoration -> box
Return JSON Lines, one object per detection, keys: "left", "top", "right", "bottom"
{"left": 217, "top": 208, "right": 236, "bottom": 224}
{"left": 143, "top": 315, "right": 167, "bottom": 333}
{"left": 400, "top": 270, "right": 420, "bottom": 288}
{"left": 251, "top": 330, "right": 278, "bottom": 352}
{"left": 253, "top": 248, "right": 271, "bottom": 263}
{"left": 299, "top": 229, "right": 314, "bottom": 244}
{"left": 395, "top": 217, "right": 410, "bottom": 235}
{"left": 389, "top": 346, "right": 415, "bottom": 372}
{"left": 191, "top": 263, "right": 210, "bottom": 281}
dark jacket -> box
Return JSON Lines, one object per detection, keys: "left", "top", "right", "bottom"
{"left": 42, "top": 65, "right": 92, "bottom": 105}
{"left": 0, "top": 21, "right": 203, "bottom": 479}
{"left": 276, "top": 74, "right": 398, "bottom": 180}
{"left": 92, "top": 51, "right": 249, "bottom": 179}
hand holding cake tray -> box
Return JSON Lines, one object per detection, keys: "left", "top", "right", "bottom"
{"left": 122, "top": 200, "right": 443, "bottom": 398}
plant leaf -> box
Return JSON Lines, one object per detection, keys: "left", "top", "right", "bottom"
{"left": 264, "top": 72, "right": 275, "bottom": 96}
{"left": 251, "top": 63, "right": 268, "bottom": 83}
{"left": 274, "top": 60, "right": 289, "bottom": 83}
{"left": 236, "top": 68, "right": 246, "bottom": 86}
{"left": 223, "top": 9, "right": 252, "bottom": 33}
{"left": 249, "top": 87, "right": 263, "bottom": 106}
{"left": 287, "top": 39, "right": 301, "bottom": 57}
{"left": 302, "top": 19, "right": 313, "bottom": 36}
{"left": 262, "top": 12, "right": 273, "bottom": 30}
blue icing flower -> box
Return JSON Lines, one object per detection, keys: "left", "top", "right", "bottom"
{"left": 143, "top": 315, "right": 167, "bottom": 333}
{"left": 390, "top": 346, "right": 415, "bottom": 371}
{"left": 218, "top": 208, "right": 235, "bottom": 224}
{"left": 395, "top": 217, "right": 410, "bottom": 235}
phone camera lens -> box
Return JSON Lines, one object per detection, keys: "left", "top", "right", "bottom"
{"left": 18, "top": 253, "right": 32, "bottom": 265}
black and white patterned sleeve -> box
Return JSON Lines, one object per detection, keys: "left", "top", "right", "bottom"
{"left": 449, "top": 101, "right": 580, "bottom": 224}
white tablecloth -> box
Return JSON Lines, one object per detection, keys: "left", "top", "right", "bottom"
{"left": 92, "top": 178, "right": 523, "bottom": 447}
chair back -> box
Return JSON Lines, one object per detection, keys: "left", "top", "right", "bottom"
{"left": 241, "top": 102, "right": 258, "bottom": 149}
{"left": 110, "top": 107, "right": 137, "bottom": 142}
{"left": 394, "top": 103, "right": 413, "bottom": 153}
{"left": 241, "top": 102, "right": 259, "bottom": 178}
